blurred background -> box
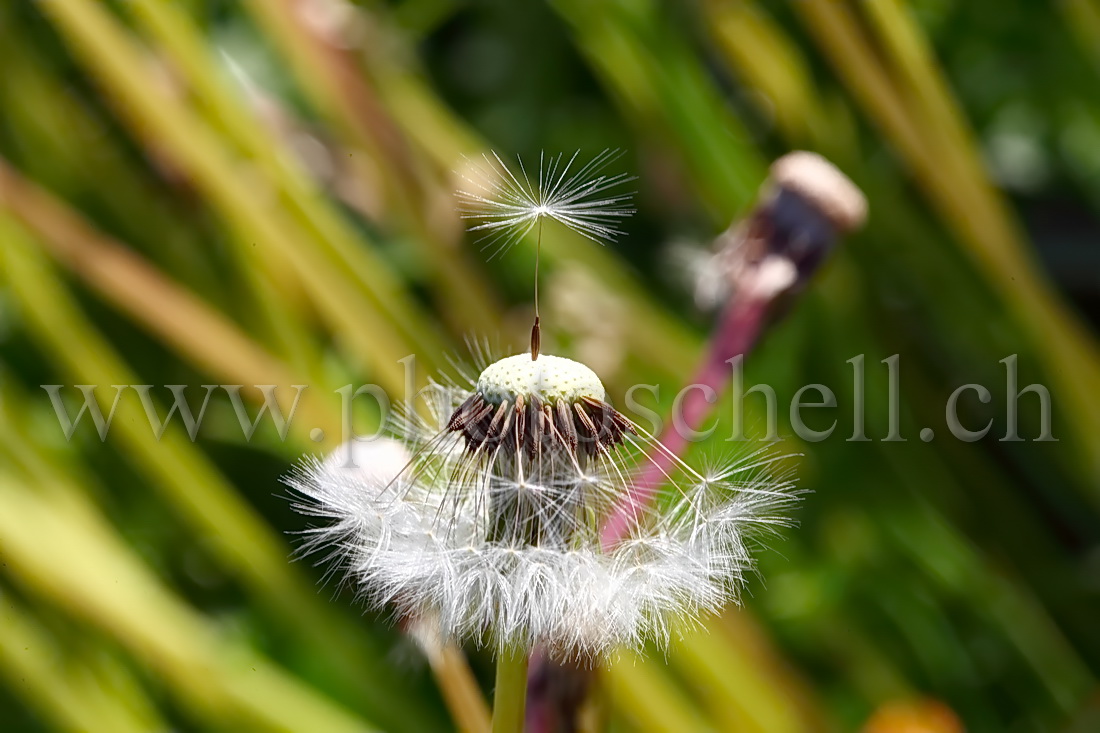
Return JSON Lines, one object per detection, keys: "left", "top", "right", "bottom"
{"left": 1, "top": 1, "right": 1099, "bottom": 731}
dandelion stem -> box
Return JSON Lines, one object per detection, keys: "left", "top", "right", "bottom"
{"left": 492, "top": 646, "right": 530, "bottom": 733}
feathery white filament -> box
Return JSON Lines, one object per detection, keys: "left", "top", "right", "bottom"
{"left": 456, "top": 149, "right": 636, "bottom": 260}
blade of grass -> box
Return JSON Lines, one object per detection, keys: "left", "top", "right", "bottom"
{"left": 0, "top": 27, "right": 337, "bottom": 398}
{"left": 38, "top": 0, "right": 426, "bottom": 391}
{"left": 0, "top": 215, "right": 444, "bottom": 731}
{"left": 795, "top": 0, "right": 1100, "bottom": 488}
{"left": 1, "top": 218, "right": 293, "bottom": 596}
{"left": 0, "top": 474, "right": 375, "bottom": 733}
{"left": 810, "top": 255, "right": 1098, "bottom": 721}
{"left": 244, "top": 0, "right": 424, "bottom": 211}
{"left": 424, "top": 641, "right": 492, "bottom": 733}
{"left": 0, "top": 156, "right": 342, "bottom": 442}
{"left": 671, "top": 622, "right": 814, "bottom": 733}
{"left": 878, "top": 485, "right": 1094, "bottom": 711}
{"left": 554, "top": 0, "right": 764, "bottom": 218}
{"left": 237, "top": 0, "right": 501, "bottom": 335}
{"left": 704, "top": 0, "right": 833, "bottom": 148}
{"left": 0, "top": 23, "right": 330, "bottom": 385}
{"left": 122, "top": 0, "right": 460, "bottom": 359}
{"left": 604, "top": 652, "right": 712, "bottom": 733}
{"left": 865, "top": 0, "right": 1100, "bottom": 390}
{"left": 0, "top": 593, "right": 164, "bottom": 733}
{"left": 1063, "top": 0, "right": 1100, "bottom": 70}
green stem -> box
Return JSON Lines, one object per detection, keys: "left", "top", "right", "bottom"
{"left": 492, "top": 647, "right": 529, "bottom": 733}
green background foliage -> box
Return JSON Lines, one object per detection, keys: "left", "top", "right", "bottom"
{"left": 1, "top": 1, "right": 1099, "bottom": 731}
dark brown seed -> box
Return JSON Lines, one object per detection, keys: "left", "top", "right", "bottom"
{"left": 612, "top": 410, "right": 635, "bottom": 434}
{"left": 514, "top": 393, "right": 527, "bottom": 451}
{"left": 542, "top": 405, "right": 555, "bottom": 452}
{"left": 448, "top": 394, "right": 484, "bottom": 431}
{"left": 574, "top": 401, "right": 597, "bottom": 440}
{"left": 527, "top": 397, "right": 545, "bottom": 458}
{"left": 485, "top": 401, "right": 511, "bottom": 445}
{"left": 464, "top": 404, "right": 495, "bottom": 447}
{"left": 452, "top": 390, "right": 632, "bottom": 459}
{"left": 556, "top": 399, "right": 577, "bottom": 451}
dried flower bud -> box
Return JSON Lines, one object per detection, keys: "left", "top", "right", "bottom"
{"left": 768, "top": 151, "right": 867, "bottom": 235}
{"left": 704, "top": 152, "right": 866, "bottom": 305}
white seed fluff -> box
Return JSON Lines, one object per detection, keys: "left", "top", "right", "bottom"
{"left": 288, "top": 355, "right": 797, "bottom": 659}
{"left": 455, "top": 149, "right": 636, "bottom": 260}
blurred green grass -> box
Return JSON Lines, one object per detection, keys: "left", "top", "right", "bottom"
{"left": 2, "top": 1, "right": 1099, "bottom": 731}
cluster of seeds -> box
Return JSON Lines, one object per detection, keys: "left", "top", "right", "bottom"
{"left": 289, "top": 351, "right": 796, "bottom": 657}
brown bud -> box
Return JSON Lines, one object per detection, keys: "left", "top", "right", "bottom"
{"left": 768, "top": 151, "right": 867, "bottom": 234}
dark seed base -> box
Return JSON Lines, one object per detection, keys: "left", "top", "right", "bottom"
{"left": 447, "top": 392, "right": 634, "bottom": 458}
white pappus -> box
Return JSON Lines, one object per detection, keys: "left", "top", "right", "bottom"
{"left": 455, "top": 149, "right": 636, "bottom": 260}
{"left": 287, "top": 353, "right": 798, "bottom": 660}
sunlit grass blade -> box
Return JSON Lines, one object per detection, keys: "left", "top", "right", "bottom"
{"left": 793, "top": 0, "right": 1100, "bottom": 490}
{"left": 120, "top": 0, "right": 462, "bottom": 359}
{"left": 0, "top": 592, "right": 164, "bottom": 733}
{"left": 670, "top": 622, "right": 815, "bottom": 733}
{"left": 0, "top": 215, "right": 443, "bottom": 731}
{"left": 237, "top": 0, "right": 502, "bottom": 335}
{"left": 553, "top": 0, "right": 763, "bottom": 218}
{"left": 37, "top": 0, "right": 425, "bottom": 392}
{"left": 704, "top": 0, "right": 837, "bottom": 149}
{"left": 0, "top": 474, "right": 375, "bottom": 733}
{"left": 0, "top": 157, "right": 343, "bottom": 440}
{"left": 1063, "top": 0, "right": 1100, "bottom": 70}
{"left": 605, "top": 651, "right": 713, "bottom": 733}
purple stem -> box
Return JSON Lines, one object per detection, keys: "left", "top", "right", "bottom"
{"left": 522, "top": 287, "right": 774, "bottom": 732}
{"left": 525, "top": 152, "right": 860, "bottom": 732}
{"left": 600, "top": 288, "right": 772, "bottom": 550}
{"left": 524, "top": 648, "right": 592, "bottom": 733}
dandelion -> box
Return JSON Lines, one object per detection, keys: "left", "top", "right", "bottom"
{"left": 288, "top": 352, "right": 798, "bottom": 659}
{"left": 288, "top": 151, "right": 802, "bottom": 732}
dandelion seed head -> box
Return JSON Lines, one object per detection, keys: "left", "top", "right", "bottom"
{"left": 476, "top": 353, "right": 605, "bottom": 406}
{"left": 287, "top": 353, "right": 797, "bottom": 660}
